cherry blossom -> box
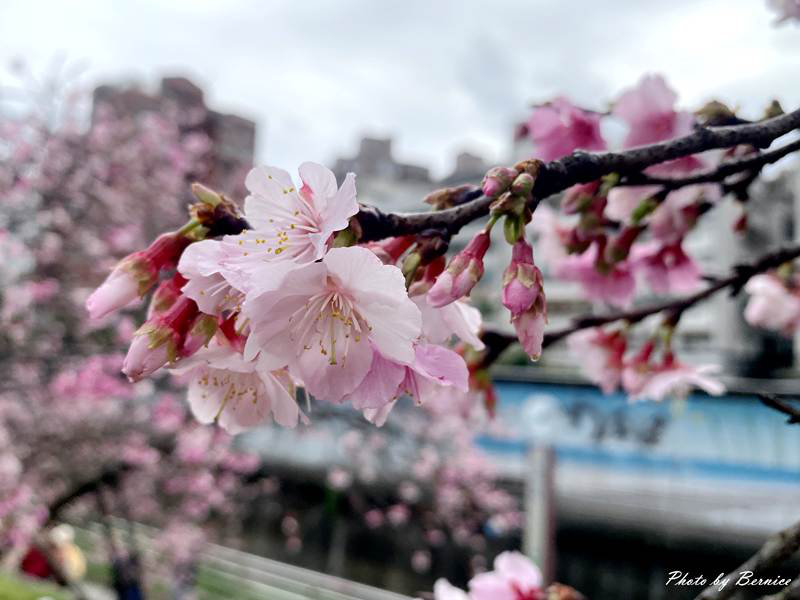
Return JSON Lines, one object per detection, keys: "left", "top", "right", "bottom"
{"left": 525, "top": 97, "right": 606, "bottom": 161}
{"left": 631, "top": 241, "right": 701, "bottom": 295}
{"left": 468, "top": 551, "right": 545, "bottom": 600}
{"left": 623, "top": 346, "right": 725, "bottom": 402}
{"left": 744, "top": 273, "right": 800, "bottom": 335}
{"left": 242, "top": 246, "right": 422, "bottom": 403}
{"left": 768, "top": 0, "right": 800, "bottom": 22}
{"left": 219, "top": 162, "right": 357, "bottom": 270}
{"left": 557, "top": 243, "right": 636, "bottom": 308}
{"left": 613, "top": 74, "right": 695, "bottom": 148}
{"left": 567, "top": 328, "right": 627, "bottom": 394}
{"left": 432, "top": 578, "right": 470, "bottom": 600}
{"left": 413, "top": 296, "right": 485, "bottom": 351}
{"left": 177, "top": 342, "right": 302, "bottom": 432}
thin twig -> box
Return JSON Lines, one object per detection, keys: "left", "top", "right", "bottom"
{"left": 476, "top": 244, "right": 800, "bottom": 361}
{"left": 619, "top": 138, "right": 800, "bottom": 190}
{"left": 758, "top": 394, "right": 800, "bottom": 424}
{"left": 354, "top": 107, "right": 800, "bottom": 242}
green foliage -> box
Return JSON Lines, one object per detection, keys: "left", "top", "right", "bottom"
{"left": 0, "top": 572, "right": 70, "bottom": 600}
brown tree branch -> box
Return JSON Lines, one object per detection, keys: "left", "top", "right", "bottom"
{"left": 696, "top": 518, "right": 800, "bottom": 600}
{"left": 760, "top": 576, "right": 800, "bottom": 600}
{"left": 758, "top": 394, "right": 800, "bottom": 425}
{"left": 354, "top": 107, "right": 800, "bottom": 242}
{"left": 619, "top": 138, "right": 800, "bottom": 190}
{"left": 477, "top": 244, "right": 800, "bottom": 362}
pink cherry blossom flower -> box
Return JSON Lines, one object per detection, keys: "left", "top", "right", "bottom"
{"left": 433, "top": 579, "right": 469, "bottom": 600}
{"left": 343, "top": 343, "right": 469, "bottom": 415}
{"left": 220, "top": 162, "right": 357, "bottom": 270}
{"left": 648, "top": 185, "right": 720, "bottom": 244}
{"left": 623, "top": 345, "right": 725, "bottom": 401}
{"left": 177, "top": 239, "right": 250, "bottom": 315}
{"left": 613, "top": 75, "right": 695, "bottom": 148}
{"left": 469, "top": 551, "right": 545, "bottom": 600}
{"left": 606, "top": 185, "right": 661, "bottom": 222}
{"left": 768, "top": 0, "right": 800, "bottom": 23}
{"left": 86, "top": 231, "right": 191, "bottom": 320}
{"left": 567, "top": 328, "right": 627, "bottom": 394}
{"left": 631, "top": 241, "right": 701, "bottom": 295}
{"left": 628, "top": 359, "right": 725, "bottom": 402}
{"left": 175, "top": 341, "right": 302, "bottom": 432}
{"left": 744, "top": 274, "right": 800, "bottom": 335}
{"left": 242, "top": 246, "right": 421, "bottom": 403}
{"left": 527, "top": 204, "right": 570, "bottom": 272}
{"left": 557, "top": 243, "right": 636, "bottom": 308}
{"left": 414, "top": 295, "right": 485, "bottom": 351}
{"left": 428, "top": 230, "right": 491, "bottom": 308}
{"left": 526, "top": 97, "right": 606, "bottom": 161}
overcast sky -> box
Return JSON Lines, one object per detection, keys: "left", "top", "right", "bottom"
{"left": 1, "top": 0, "right": 799, "bottom": 178}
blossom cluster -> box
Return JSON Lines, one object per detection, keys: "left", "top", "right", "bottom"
{"left": 523, "top": 75, "right": 713, "bottom": 308}
{"left": 89, "top": 163, "right": 486, "bottom": 431}
{"left": 428, "top": 551, "right": 567, "bottom": 600}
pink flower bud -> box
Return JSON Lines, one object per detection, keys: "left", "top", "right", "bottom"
{"left": 510, "top": 172, "right": 535, "bottom": 199}
{"left": 481, "top": 167, "right": 518, "bottom": 198}
{"left": 427, "top": 231, "right": 490, "bottom": 307}
{"left": 122, "top": 295, "right": 199, "bottom": 381}
{"left": 512, "top": 309, "right": 547, "bottom": 361}
{"left": 147, "top": 273, "right": 188, "bottom": 319}
{"left": 506, "top": 239, "right": 547, "bottom": 360}
{"left": 562, "top": 181, "right": 601, "bottom": 214}
{"left": 181, "top": 313, "right": 218, "bottom": 358}
{"left": 502, "top": 239, "right": 544, "bottom": 316}
{"left": 85, "top": 267, "right": 141, "bottom": 320}
{"left": 122, "top": 333, "right": 171, "bottom": 382}
{"left": 86, "top": 232, "right": 192, "bottom": 320}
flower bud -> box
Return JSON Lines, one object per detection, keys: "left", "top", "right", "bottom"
{"left": 147, "top": 273, "right": 187, "bottom": 319}
{"left": 191, "top": 182, "right": 222, "bottom": 207}
{"left": 427, "top": 231, "right": 490, "bottom": 307}
{"left": 122, "top": 295, "right": 199, "bottom": 381}
{"left": 606, "top": 225, "right": 644, "bottom": 263}
{"left": 562, "top": 181, "right": 600, "bottom": 215}
{"left": 85, "top": 267, "right": 141, "bottom": 320}
{"left": 181, "top": 313, "right": 218, "bottom": 358}
{"left": 502, "top": 239, "right": 544, "bottom": 317}
{"left": 424, "top": 184, "right": 478, "bottom": 210}
{"left": 86, "top": 232, "right": 192, "bottom": 320}
{"left": 512, "top": 307, "right": 547, "bottom": 362}
{"left": 402, "top": 251, "right": 423, "bottom": 288}
{"left": 501, "top": 239, "right": 547, "bottom": 360}
{"left": 510, "top": 172, "right": 534, "bottom": 200}
{"left": 481, "top": 167, "right": 518, "bottom": 198}
{"left": 503, "top": 214, "right": 525, "bottom": 244}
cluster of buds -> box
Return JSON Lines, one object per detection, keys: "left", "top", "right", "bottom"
{"left": 86, "top": 182, "right": 246, "bottom": 321}
{"left": 486, "top": 160, "right": 541, "bottom": 245}
{"left": 503, "top": 239, "right": 547, "bottom": 360}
